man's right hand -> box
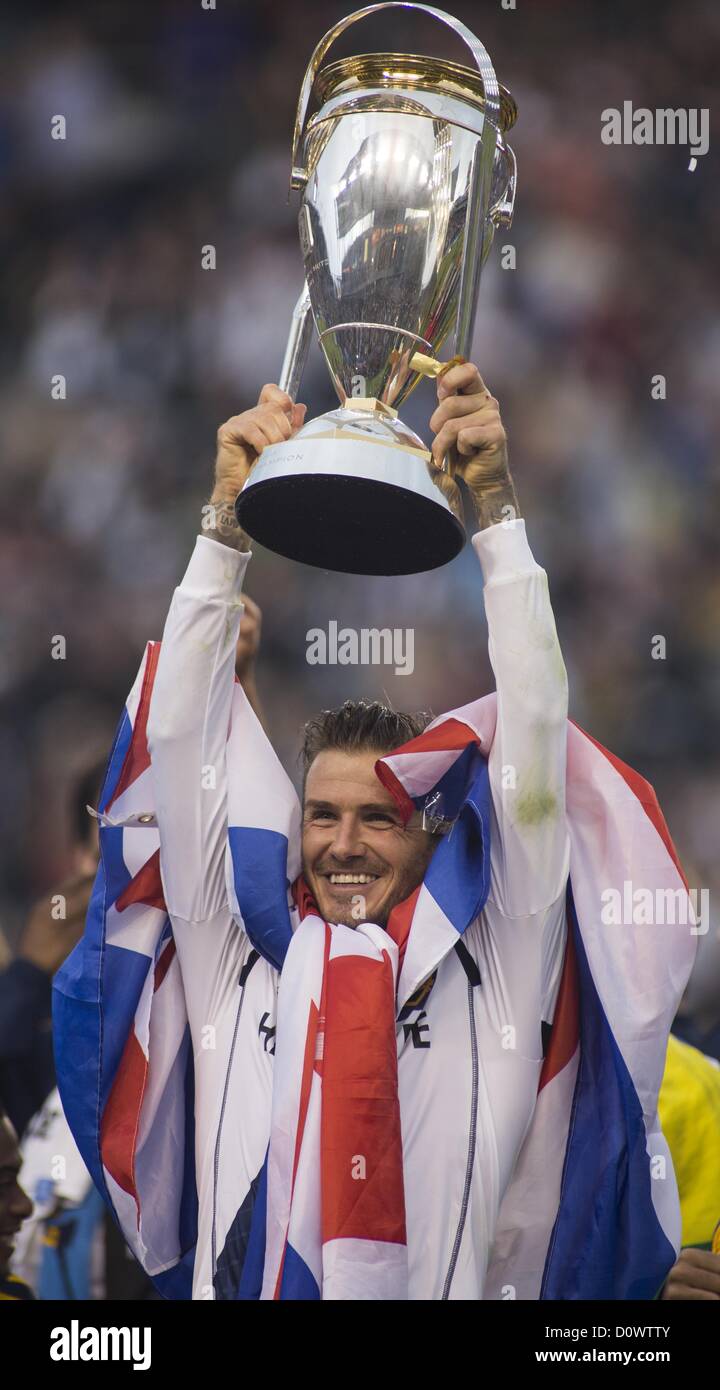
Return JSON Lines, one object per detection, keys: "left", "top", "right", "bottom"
{"left": 209, "top": 385, "right": 306, "bottom": 531}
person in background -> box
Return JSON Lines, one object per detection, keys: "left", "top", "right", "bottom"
{"left": 659, "top": 1033, "right": 720, "bottom": 1301}
{"left": 235, "top": 593, "right": 266, "bottom": 729}
{"left": 672, "top": 874, "right": 720, "bottom": 1063}
{"left": 0, "top": 770, "right": 100, "bottom": 1139}
{"left": 0, "top": 1104, "right": 34, "bottom": 1300}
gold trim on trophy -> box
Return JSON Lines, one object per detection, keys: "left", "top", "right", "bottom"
{"left": 409, "top": 352, "right": 466, "bottom": 379}
{"left": 314, "top": 53, "right": 518, "bottom": 132}
{"left": 300, "top": 427, "right": 432, "bottom": 462}
{"left": 339, "top": 396, "right": 399, "bottom": 419}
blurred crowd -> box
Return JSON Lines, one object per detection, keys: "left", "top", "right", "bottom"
{"left": 0, "top": 0, "right": 718, "bottom": 1305}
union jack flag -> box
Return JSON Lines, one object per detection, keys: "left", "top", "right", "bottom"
{"left": 53, "top": 645, "right": 696, "bottom": 1299}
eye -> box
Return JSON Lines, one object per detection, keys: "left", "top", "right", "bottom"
{"left": 365, "top": 813, "right": 395, "bottom": 827}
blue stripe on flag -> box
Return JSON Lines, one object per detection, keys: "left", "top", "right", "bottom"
{"left": 423, "top": 753, "right": 491, "bottom": 936}
{"left": 178, "top": 1033, "right": 198, "bottom": 1257}
{"left": 228, "top": 827, "right": 293, "bottom": 971}
{"left": 100, "top": 824, "right": 132, "bottom": 908}
{"left": 236, "top": 1149, "right": 269, "bottom": 1300}
{"left": 152, "top": 1248, "right": 195, "bottom": 1301}
{"left": 279, "top": 1243, "right": 321, "bottom": 1301}
{"left": 99, "top": 706, "right": 132, "bottom": 814}
{"left": 412, "top": 741, "right": 478, "bottom": 819}
{"left": 53, "top": 856, "right": 115, "bottom": 1198}
{"left": 541, "top": 887, "right": 676, "bottom": 1300}
{"left": 53, "top": 700, "right": 138, "bottom": 1201}
{"left": 54, "top": 680, "right": 196, "bottom": 1301}
{"left": 52, "top": 874, "right": 153, "bottom": 1197}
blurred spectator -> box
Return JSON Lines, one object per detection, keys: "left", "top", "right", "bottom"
{"left": 659, "top": 1035, "right": 720, "bottom": 1251}
{"left": 0, "top": 1106, "right": 34, "bottom": 1301}
{"left": 0, "top": 763, "right": 102, "bottom": 1138}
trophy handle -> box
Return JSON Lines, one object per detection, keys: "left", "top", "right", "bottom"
{"left": 291, "top": 3, "right": 500, "bottom": 186}
{"left": 278, "top": 281, "right": 314, "bottom": 401}
{"left": 290, "top": 3, "right": 504, "bottom": 362}
{"left": 492, "top": 143, "right": 517, "bottom": 230}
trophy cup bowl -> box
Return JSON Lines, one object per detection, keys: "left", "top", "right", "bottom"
{"left": 235, "top": 3, "right": 517, "bottom": 576}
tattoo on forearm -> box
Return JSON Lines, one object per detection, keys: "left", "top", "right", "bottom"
{"left": 201, "top": 498, "right": 252, "bottom": 551}
{"left": 471, "top": 477, "right": 521, "bottom": 531}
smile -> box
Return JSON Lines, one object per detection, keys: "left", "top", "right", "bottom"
{"left": 326, "top": 873, "right": 379, "bottom": 884}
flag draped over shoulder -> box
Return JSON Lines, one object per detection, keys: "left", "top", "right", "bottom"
{"left": 53, "top": 642, "right": 696, "bottom": 1300}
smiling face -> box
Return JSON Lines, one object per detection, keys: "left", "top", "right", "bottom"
{"left": 0, "top": 1115, "right": 33, "bottom": 1277}
{"left": 302, "top": 747, "right": 437, "bottom": 928}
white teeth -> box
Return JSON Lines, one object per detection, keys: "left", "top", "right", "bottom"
{"left": 328, "top": 873, "right": 378, "bottom": 884}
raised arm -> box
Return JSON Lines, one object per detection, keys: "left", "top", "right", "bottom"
{"left": 146, "top": 385, "right": 306, "bottom": 923}
{"left": 429, "top": 363, "right": 569, "bottom": 917}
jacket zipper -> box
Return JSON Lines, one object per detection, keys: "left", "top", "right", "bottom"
{"left": 441, "top": 978, "right": 478, "bottom": 1299}
{"left": 211, "top": 950, "right": 259, "bottom": 1288}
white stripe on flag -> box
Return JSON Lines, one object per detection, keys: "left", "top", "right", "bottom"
{"left": 227, "top": 686, "right": 302, "bottom": 881}
{"left": 322, "top": 1238, "right": 408, "bottom": 1300}
{"left": 261, "top": 917, "right": 325, "bottom": 1299}
{"left": 484, "top": 1051, "right": 579, "bottom": 1300}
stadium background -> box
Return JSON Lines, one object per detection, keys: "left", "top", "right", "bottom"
{"left": 0, "top": 0, "right": 717, "bottom": 1012}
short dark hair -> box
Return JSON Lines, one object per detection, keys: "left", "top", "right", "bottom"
{"left": 301, "top": 699, "right": 431, "bottom": 784}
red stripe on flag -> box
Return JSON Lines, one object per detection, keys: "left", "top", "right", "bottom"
{"left": 374, "top": 760, "right": 415, "bottom": 823}
{"left": 539, "top": 910, "right": 579, "bottom": 1091}
{"left": 108, "top": 642, "right": 161, "bottom": 810}
{"left": 291, "top": 875, "right": 320, "bottom": 921}
{"left": 321, "top": 950, "right": 406, "bottom": 1247}
{"left": 386, "top": 884, "right": 420, "bottom": 977}
{"left": 392, "top": 717, "right": 480, "bottom": 757}
{"left": 116, "top": 849, "right": 166, "bottom": 914}
{"left": 572, "top": 722, "right": 687, "bottom": 887}
{"left": 376, "top": 718, "right": 480, "bottom": 822}
{"left": 154, "top": 937, "right": 176, "bottom": 992}
{"left": 100, "top": 1031, "right": 147, "bottom": 1210}
{"left": 273, "top": 925, "right": 329, "bottom": 1300}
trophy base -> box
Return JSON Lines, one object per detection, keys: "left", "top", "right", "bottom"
{"left": 235, "top": 412, "right": 466, "bottom": 576}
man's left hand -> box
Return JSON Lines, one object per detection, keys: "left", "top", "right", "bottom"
{"left": 428, "top": 361, "right": 519, "bottom": 529}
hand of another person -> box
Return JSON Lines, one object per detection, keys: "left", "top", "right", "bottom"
{"left": 235, "top": 594, "right": 262, "bottom": 681}
{"left": 18, "top": 871, "right": 96, "bottom": 976}
{"left": 660, "top": 1247, "right": 720, "bottom": 1300}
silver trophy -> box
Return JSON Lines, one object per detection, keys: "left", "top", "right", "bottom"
{"left": 235, "top": 2, "right": 517, "bottom": 575}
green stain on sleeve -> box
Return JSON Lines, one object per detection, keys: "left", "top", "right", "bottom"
{"left": 516, "top": 789, "right": 558, "bottom": 825}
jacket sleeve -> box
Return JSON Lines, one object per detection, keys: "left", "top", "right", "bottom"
{"left": 146, "top": 535, "right": 251, "bottom": 924}
{"left": 472, "top": 517, "right": 570, "bottom": 919}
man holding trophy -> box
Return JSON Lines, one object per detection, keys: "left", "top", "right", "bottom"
{"left": 54, "top": 5, "right": 695, "bottom": 1301}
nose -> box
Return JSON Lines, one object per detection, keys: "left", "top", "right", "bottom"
{"left": 9, "top": 1180, "right": 33, "bottom": 1226}
{"left": 328, "top": 814, "right": 365, "bottom": 862}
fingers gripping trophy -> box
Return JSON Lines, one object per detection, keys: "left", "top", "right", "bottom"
{"left": 235, "top": 2, "right": 517, "bottom": 576}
